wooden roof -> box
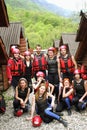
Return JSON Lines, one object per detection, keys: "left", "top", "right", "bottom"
{"left": 0, "top": 36, "right": 8, "bottom": 64}
{"left": 53, "top": 39, "right": 60, "bottom": 48}
{"left": 60, "top": 33, "right": 79, "bottom": 56}
{"left": 0, "top": 22, "right": 25, "bottom": 56}
{"left": 76, "top": 11, "right": 87, "bottom": 42}
{"left": 75, "top": 11, "right": 87, "bottom": 65}
{"left": 0, "top": 0, "right": 9, "bottom": 27}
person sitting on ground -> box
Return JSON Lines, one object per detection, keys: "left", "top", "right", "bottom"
{"left": 72, "top": 69, "right": 87, "bottom": 112}
{"left": 26, "top": 83, "right": 67, "bottom": 127}
{"left": 56, "top": 78, "right": 74, "bottom": 116}
{"left": 62, "top": 78, "right": 74, "bottom": 115}
{"left": 13, "top": 78, "right": 30, "bottom": 116}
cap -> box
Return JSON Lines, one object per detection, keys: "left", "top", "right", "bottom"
{"left": 13, "top": 48, "right": 20, "bottom": 54}
{"left": 36, "top": 71, "right": 45, "bottom": 78}
{"left": 24, "top": 51, "right": 31, "bottom": 56}
{"left": 74, "top": 69, "right": 81, "bottom": 75}
{"left": 60, "top": 45, "right": 67, "bottom": 50}
{"left": 32, "top": 115, "right": 42, "bottom": 127}
{"left": 48, "top": 47, "right": 55, "bottom": 52}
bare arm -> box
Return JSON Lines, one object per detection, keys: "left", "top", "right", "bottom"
{"left": 62, "top": 87, "right": 73, "bottom": 98}
{"left": 71, "top": 55, "right": 77, "bottom": 69}
{"left": 48, "top": 83, "right": 54, "bottom": 94}
{"left": 32, "top": 80, "right": 42, "bottom": 90}
{"left": 57, "top": 58, "right": 62, "bottom": 82}
{"left": 79, "top": 80, "right": 87, "bottom": 102}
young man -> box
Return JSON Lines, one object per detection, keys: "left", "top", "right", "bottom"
{"left": 32, "top": 44, "right": 47, "bottom": 80}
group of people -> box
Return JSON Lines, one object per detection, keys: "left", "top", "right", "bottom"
{"left": 0, "top": 44, "right": 87, "bottom": 127}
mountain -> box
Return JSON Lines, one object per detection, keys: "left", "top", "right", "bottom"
{"left": 31, "top": 0, "right": 73, "bottom": 17}
{"left": 5, "top": 0, "right": 73, "bottom": 17}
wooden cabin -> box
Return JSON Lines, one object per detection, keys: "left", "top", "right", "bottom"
{"left": 59, "top": 33, "right": 79, "bottom": 57}
{"left": 75, "top": 11, "right": 87, "bottom": 66}
{"left": 0, "top": 0, "right": 9, "bottom": 27}
{"left": 53, "top": 39, "right": 60, "bottom": 54}
{"left": 0, "top": 22, "right": 27, "bottom": 91}
{"left": 0, "top": 0, "right": 9, "bottom": 91}
{"left": 0, "top": 37, "right": 8, "bottom": 91}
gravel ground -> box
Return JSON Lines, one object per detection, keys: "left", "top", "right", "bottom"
{"left": 0, "top": 87, "right": 87, "bottom": 130}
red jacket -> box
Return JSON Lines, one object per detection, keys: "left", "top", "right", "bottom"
{"left": 59, "top": 55, "right": 75, "bottom": 73}
{"left": 32, "top": 54, "right": 47, "bottom": 72}
{"left": 6, "top": 58, "right": 25, "bottom": 81}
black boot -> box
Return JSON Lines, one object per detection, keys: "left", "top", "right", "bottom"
{"left": 59, "top": 117, "right": 68, "bottom": 127}
{"left": 67, "top": 109, "right": 72, "bottom": 116}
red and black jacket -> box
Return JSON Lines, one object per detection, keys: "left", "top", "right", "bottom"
{"left": 59, "top": 55, "right": 75, "bottom": 73}
{"left": 7, "top": 57, "right": 25, "bottom": 81}
{"left": 32, "top": 54, "right": 47, "bottom": 72}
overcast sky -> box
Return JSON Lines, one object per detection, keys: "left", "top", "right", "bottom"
{"left": 47, "top": 0, "right": 87, "bottom": 11}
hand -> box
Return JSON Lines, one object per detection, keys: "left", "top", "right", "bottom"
{"left": 79, "top": 99, "right": 83, "bottom": 103}
{"left": 21, "top": 102, "right": 25, "bottom": 108}
{"left": 20, "top": 99, "right": 24, "bottom": 105}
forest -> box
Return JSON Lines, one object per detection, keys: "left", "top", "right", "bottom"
{"left": 5, "top": 0, "right": 78, "bottom": 49}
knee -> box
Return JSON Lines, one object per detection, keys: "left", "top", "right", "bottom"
{"left": 78, "top": 102, "right": 86, "bottom": 110}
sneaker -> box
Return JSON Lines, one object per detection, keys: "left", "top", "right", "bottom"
{"left": 59, "top": 117, "right": 68, "bottom": 127}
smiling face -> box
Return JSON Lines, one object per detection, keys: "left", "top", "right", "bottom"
{"left": 48, "top": 50, "right": 54, "bottom": 58}
{"left": 14, "top": 53, "right": 19, "bottom": 59}
{"left": 19, "top": 78, "right": 28, "bottom": 90}
{"left": 60, "top": 48, "right": 67, "bottom": 56}
{"left": 20, "top": 80, "right": 27, "bottom": 89}
{"left": 36, "top": 46, "right": 42, "bottom": 55}
{"left": 74, "top": 73, "right": 80, "bottom": 80}
{"left": 25, "top": 55, "right": 31, "bottom": 60}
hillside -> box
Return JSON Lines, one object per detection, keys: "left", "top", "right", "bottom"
{"left": 5, "top": 0, "right": 73, "bottom": 17}
{"left": 4, "top": 0, "right": 78, "bottom": 49}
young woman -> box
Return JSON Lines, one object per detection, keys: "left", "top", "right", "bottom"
{"left": 72, "top": 69, "right": 87, "bottom": 111}
{"left": 58, "top": 45, "right": 77, "bottom": 83}
{"left": 47, "top": 47, "right": 59, "bottom": 102}
{"left": 26, "top": 83, "right": 67, "bottom": 127}
{"left": 23, "top": 51, "right": 33, "bottom": 93}
{"left": 56, "top": 78, "right": 74, "bottom": 116}
{"left": 7, "top": 48, "right": 25, "bottom": 89}
{"left": 13, "top": 78, "right": 30, "bottom": 116}
{"left": 62, "top": 78, "right": 74, "bottom": 115}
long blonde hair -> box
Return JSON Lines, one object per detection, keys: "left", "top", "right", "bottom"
{"left": 35, "top": 83, "right": 47, "bottom": 101}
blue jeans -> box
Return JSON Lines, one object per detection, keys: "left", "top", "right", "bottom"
{"left": 45, "top": 106, "right": 60, "bottom": 120}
